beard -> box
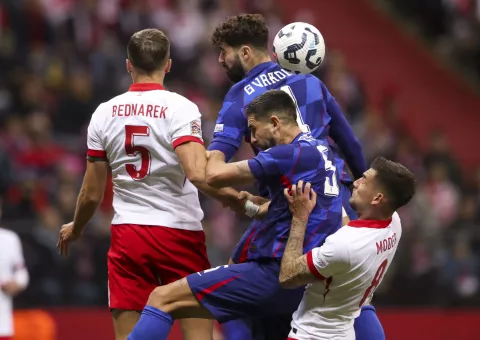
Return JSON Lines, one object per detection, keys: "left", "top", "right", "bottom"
{"left": 255, "top": 136, "right": 277, "bottom": 151}
{"left": 225, "top": 55, "right": 246, "bottom": 83}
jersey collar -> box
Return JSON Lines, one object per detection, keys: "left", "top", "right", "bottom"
{"left": 129, "top": 83, "right": 164, "bottom": 92}
{"left": 348, "top": 218, "right": 392, "bottom": 229}
{"left": 245, "top": 61, "right": 275, "bottom": 79}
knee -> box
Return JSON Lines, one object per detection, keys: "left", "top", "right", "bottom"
{"left": 147, "top": 286, "right": 175, "bottom": 312}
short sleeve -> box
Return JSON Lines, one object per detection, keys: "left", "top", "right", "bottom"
{"left": 306, "top": 234, "right": 350, "bottom": 279}
{"left": 86, "top": 104, "right": 107, "bottom": 160}
{"left": 10, "top": 233, "right": 29, "bottom": 287}
{"left": 248, "top": 145, "right": 295, "bottom": 182}
{"left": 211, "top": 90, "right": 246, "bottom": 149}
{"left": 170, "top": 100, "right": 204, "bottom": 149}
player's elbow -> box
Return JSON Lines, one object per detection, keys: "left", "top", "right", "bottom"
{"left": 279, "top": 273, "right": 299, "bottom": 289}
{"left": 186, "top": 171, "right": 206, "bottom": 188}
{"left": 205, "top": 170, "right": 226, "bottom": 188}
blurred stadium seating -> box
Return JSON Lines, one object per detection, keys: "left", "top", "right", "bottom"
{"left": 1, "top": 0, "right": 480, "bottom": 339}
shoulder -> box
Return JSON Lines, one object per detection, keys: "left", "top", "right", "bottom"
{"left": 225, "top": 80, "right": 246, "bottom": 101}
{"left": 0, "top": 228, "right": 20, "bottom": 243}
{"left": 391, "top": 212, "right": 403, "bottom": 234}
{"left": 165, "top": 91, "right": 200, "bottom": 111}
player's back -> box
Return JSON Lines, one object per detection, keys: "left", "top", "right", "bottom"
{"left": 87, "top": 83, "right": 203, "bottom": 230}
{"left": 291, "top": 213, "right": 402, "bottom": 339}
{"left": 242, "top": 62, "right": 331, "bottom": 139}
{"left": 232, "top": 133, "right": 342, "bottom": 263}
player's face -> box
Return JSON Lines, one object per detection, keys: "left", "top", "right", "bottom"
{"left": 350, "top": 169, "right": 382, "bottom": 212}
{"left": 248, "top": 116, "right": 276, "bottom": 150}
{"left": 218, "top": 44, "right": 246, "bottom": 83}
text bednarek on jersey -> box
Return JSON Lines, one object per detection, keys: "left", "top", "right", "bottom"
{"left": 112, "top": 103, "right": 168, "bottom": 119}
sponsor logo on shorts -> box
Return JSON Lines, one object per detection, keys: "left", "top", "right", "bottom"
{"left": 214, "top": 124, "right": 224, "bottom": 132}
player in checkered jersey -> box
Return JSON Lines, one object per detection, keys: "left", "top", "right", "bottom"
{"left": 56, "top": 29, "right": 244, "bottom": 340}
{"left": 280, "top": 158, "right": 416, "bottom": 340}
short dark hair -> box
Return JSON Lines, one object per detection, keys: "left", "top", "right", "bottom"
{"left": 211, "top": 14, "right": 269, "bottom": 50}
{"left": 245, "top": 90, "right": 297, "bottom": 124}
{"left": 371, "top": 157, "right": 416, "bottom": 211}
{"left": 127, "top": 29, "right": 170, "bottom": 74}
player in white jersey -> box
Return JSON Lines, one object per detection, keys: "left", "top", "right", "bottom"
{"left": 279, "top": 157, "right": 416, "bottom": 340}
{"left": 0, "top": 226, "right": 29, "bottom": 340}
{"left": 56, "top": 29, "right": 243, "bottom": 340}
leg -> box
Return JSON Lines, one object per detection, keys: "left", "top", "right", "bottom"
{"left": 180, "top": 319, "right": 214, "bottom": 340}
{"left": 354, "top": 305, "right": 385, "bottom": 340}
{"left": 108, "top": 225, "right": 159, "bottom": 339}
{"left": 129, "top": 261, "right": 295, "bottom": 340}
{"left": 112, "top": 309, "right": 141, "bottom": 340}
{"left": 150, "top": 227, "right": 214, "bottom": 340}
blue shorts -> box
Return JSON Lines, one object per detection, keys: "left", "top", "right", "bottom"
{"left": 186, "top": 260, "right": 304, "bottom": 324}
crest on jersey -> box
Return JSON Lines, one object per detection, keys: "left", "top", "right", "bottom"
{"left": 191, "top": 121, "right": 202, "bottom": 136}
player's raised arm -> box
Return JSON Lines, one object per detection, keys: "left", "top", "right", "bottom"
{"left": 58, "top": 110, "right": 109, "bottom": 257}
{"left": 322, "top": 82, "right": 367, "bottom": 179}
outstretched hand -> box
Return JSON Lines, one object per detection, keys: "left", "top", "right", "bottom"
{"left": 284, "top": 180, "right": 317, "bottom": 221}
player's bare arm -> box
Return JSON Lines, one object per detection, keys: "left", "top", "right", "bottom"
{"left": 58, "top": 159, "right": 109, "bottom": 257}
{"left": 205, "top": 150, "right": 256, "bottom": 187}
{"left": 280, "top": 181, "right": 320, "bottom": 288}
{"left": 176, "top": 142, "right": 244, "bottom": 212}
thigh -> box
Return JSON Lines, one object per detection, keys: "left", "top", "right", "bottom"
{"left": 187, "top": 261, "right": 302, "bottom": 324}
{"left": 148, "top": 226, "right": 211, "bottom": 285}
{"left": 108, "top": 224, "right": 158, "bottom": 311}
{"left": 354, "top": 305, "right": 385, "bottom": 340}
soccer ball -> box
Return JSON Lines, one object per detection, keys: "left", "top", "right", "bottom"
{"left": 273, "top": 22, "right": 325, "bottom": 74}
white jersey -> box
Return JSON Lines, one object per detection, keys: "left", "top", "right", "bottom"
{"left": 87, "top": 83, "right": 204, "bottom": 230}
{"left": 290, "top": 213, "right": 402, "bottom": 340}
{"left": 0, "top": 228, "right": 29, "bottom": 336}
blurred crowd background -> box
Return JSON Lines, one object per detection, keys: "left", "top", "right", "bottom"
{"left": 1, "top": 0, "right": 480, "bottom": 312}
{"left": 385, "top": 0, "right": 480, "bottom": 85}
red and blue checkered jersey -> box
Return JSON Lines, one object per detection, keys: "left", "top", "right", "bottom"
{"left": 231, "top": 133, "right": 343, "bottom": 263}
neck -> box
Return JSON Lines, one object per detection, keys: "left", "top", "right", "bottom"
{"left": 132, "top": 72, "right": 165, "bottom": 86}
{"left": 245, "top": 52, "right": 272, "bottom": 73}
{"left": 279, "top": 125, "right": 303, "bottom": 145}
{"left": 356, "top": 208, "right": 392, "bottom": 221}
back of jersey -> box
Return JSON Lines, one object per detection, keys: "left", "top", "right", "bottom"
{"left": 86, "top": 83, "right": 204, "bottom": 230}
{"left": 291, "top": 213, "right": 402, "bottom": 339}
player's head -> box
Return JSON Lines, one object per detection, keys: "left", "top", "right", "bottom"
{"left": 126, "top": 29, "right": 172, "bottom": 77}
{"left": 211, "top": 14, "right": 269, "bottom": 83}
{"left": 350, "top": 157, "right": 416, "bottom": 217}
{"left": 245, "top": 90, "right": 298, "bottom": 150}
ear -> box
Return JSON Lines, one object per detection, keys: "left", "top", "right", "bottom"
{"left": 164, "top": 59, "right": 172, "bottom": 73}
{"left": 270, "top": 115, "right": 281, "bottom": 127}
{"left": 240, "top": 45, "right": 251, "bottom": 60}
{"left": 371, "top": 193, "right": 384, "bottom": 206}
{"left": 126, "top": 59, "right": 133, "bottom": 74}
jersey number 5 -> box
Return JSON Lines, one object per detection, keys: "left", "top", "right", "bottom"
{"left": 317, "top": 145, "right": 339, "bottom": 197}
{"left": 359, "top": 259, "right": 388, "bottom": 307}
{"left": 125, "top": 125, "right": 152, "bottom": 180}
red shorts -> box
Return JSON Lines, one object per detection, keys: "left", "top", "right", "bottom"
{"left": 108, "top": 224, "right": 210, "bottom": 311}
